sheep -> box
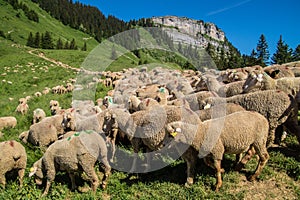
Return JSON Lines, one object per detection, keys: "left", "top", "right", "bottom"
{"left": 33, "top": 108, "right": 46, "bottom": 124}
{"left": 263, "top": 65, "right": 295, "bottom": 78}
{"left": 34, "top": 92, "right": 42, "bottom": 97}
{"left": 0, "top": 140, "right": 27, "bottom": 188}
{"left": 242, "top": 71, "right": 300, "bottom": 97}
{"left": 61, "top": 109, "right": 106, "bottom": 133}
{"left": 19, "top": 113, "right": 65, "bottom": 147}
{"left": 15, "top": 98, "right": 29, "bottom": 115}
{"left": 29, "top": 130, "right": 111, "bottom": 196}
{"left": 42, "top": 87, "right": 50, "bottom": 95}
{"left": 164, "top": 111, "right": 269, "bottom": 191}
{"left": 0, "top": 116, "right": 17, "bottom": 130}
{"left": 49, "top": 100, "right": 61, "bottom": 115}
{"left": 105, "top": 105, "right": 200, "bottom": 172}
{"left": 179, "top": 91, "right": 217, "bottom": 111}
{"left": 195, "top": 103, "right": 245, "bottom": 121}
{"left": 200, "top": 90, "right": 298, "bottom": 146}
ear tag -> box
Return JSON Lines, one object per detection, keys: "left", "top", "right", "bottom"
{"left": 170, "top": 131, "right": 178, "bottom": 137}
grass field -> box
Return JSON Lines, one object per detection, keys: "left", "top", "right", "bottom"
{"left": 0, "top": 36, "right": 299, "bottom": 200}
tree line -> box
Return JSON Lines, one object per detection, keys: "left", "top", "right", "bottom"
{"left": 31, "top": 0, "right": 130, "bottom": 42}
{"left": 243, "top": 34, "right": 300, "bottom": 67}
{"left": 26, "top": 31, "right": 87, "bottom": 51}
{"left": 5, "top": 0, "right": 39, "bottom": 22}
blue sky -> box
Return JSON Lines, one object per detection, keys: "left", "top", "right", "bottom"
{"left": 78, "top": 0, "right": 300, "bottom": 56}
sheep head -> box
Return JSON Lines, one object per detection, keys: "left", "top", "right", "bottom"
{"left": 29, "top": 158, "right": 43, "bottom": 185}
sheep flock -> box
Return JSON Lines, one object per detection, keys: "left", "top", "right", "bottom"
{"left": 0, "top": 61, "right": 300, "bottom": 197}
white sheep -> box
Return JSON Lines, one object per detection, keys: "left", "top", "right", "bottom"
{"left": 164, "top": 111, "right": 269, "bottom": 191}
{"left": 0, "top": 140, "right": 27, "bottom": 188}
{"left": 49, "top": 100, "right": 61, "bottom": 115}
{"left": 19, "top": 114, "right": 65, "bottom": 147}
{"left": 29, "top": 130, "right": 111, "bottom": 196}
{"left": 201, "top": 90, "right": 298, "bottom": 146}
{"left": 15, "top": 98, "right": 29, "bottom": 115}
{"left": 33, "top": 108, "right": 46, "bottom": 124}
{"left": 0, "top": 116, "right": 17, "bottom": 131}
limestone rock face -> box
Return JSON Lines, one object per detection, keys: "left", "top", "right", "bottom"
{"left": 152, "top": 16, "right": 226, "bottom": 48}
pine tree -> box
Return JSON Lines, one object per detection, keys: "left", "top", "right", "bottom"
{"left": 256, "top": 34, "right": 270, "bottom": 67}
{"left": 271, "top": 35, "right": 292, "bottom": 64}
{"left": 26, "top": 32, "right": 34, "bottom": 47}
{"left": 33, "top": 32, "right": 40, "bottom": 48}
{"left": 292, "top": 44, "right": 300, "bottom": 61}
{"left": 69, "top": 38, "right": 77, "bottom": 50}
{"left": 41, "top": 31, "right": 54, "bottom": 49}
{"left": 64, "top": 41, "right": 69, "bottom": 49}
{"left": 56, "top": 38, "right": 63, "bottom": 49}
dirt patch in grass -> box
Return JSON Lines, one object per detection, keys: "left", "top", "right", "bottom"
{"left": 229, "top": 172, "right": 299, "bottom": 200}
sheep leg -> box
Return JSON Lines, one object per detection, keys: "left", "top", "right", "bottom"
{"left": 18, "top": 168, "right": 25, "bottom": 187}
{"left": 42, "top": 180, "right": 51, "bottom": 197}
{"left": 248, "top": 148, "right": 269, "bottom": 182}
{"left": 80, "top": 163, "right": 99, "bottom": 192}
{"left": 235, "top": 146, "right": 255, "bottom": 171}
{"left": 204, "top": 156, "right": 225, "bottom": 173}
{"left": 68, "top": 172, "right": 76, "bottom": 191}
{"left": 212, "top": 159, "right": 223, "bottom": 192}
{"left": 99, "top": 157, "right": 111, "bottom": 189}
{"left": 0, "top": 174, "right": 6, "bottom": 188}
{"left": 182, "top": 147, "right": 197, "bottom": 186}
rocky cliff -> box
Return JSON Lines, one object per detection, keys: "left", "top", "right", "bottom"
{"left": 151, "top": 16, "right": 226, "bottom": 49}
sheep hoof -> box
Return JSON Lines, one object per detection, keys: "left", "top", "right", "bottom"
{"left": 247, "top": 175, "right": 257, "bottom": 182}
{"left": 185, "top": 178, "right": 193, "bottom": 187}
{"left": 78, "top": 186, "right": 91, "bottom": 193}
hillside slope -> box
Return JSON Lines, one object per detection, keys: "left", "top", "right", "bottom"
{"left": 0, "top": 0, "right": 99, "bottom": 50}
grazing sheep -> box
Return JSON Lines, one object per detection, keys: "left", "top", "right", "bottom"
{"left": 20, "top": 114, "right": 65, "bottom": 147}
{"left": 105, "top": 105, "right": 200, "bottom": 171}
{"left": 0, "top": 116, "right": 17, "bottom": 130}
{"left": 61, "top": 109, "right": 106, "bottom": 133}
{"left": 29, "top": 130, "right": 111, "bottom": 197}
{"left": 33, "top": 108, "right": 46, "bottom": 124}
{"left": 42, "top": 87, "right": 50, "bottom": 95}
{"left": 195, "top": 103, "right": 245, "bottom": 121}
{"left": 49, "top": 100, "right": 61, "bottom": 115}
{"left": 201, "top": 90, "right": 297, "bottom": 146}
{"left": 0, "top": 140, "right": 27, "bottom": 188}
{"left": 34, "top": 92, "right": 42, "bottom": 97}
{"left": 15, "top": 99, "right": 29, "bottom": 115}
{"left": 164, "top": 111, "right": 269, "bottom": 191}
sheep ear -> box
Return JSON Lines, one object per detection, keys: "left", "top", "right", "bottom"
{"left": 257, "top": 74, "right": 263, "bottom": 82}
{"left": 29, "top": 167, "right": 37, "bottom": 177}
{"left": 204, "top": 104, "right": 211, "bottom": 109}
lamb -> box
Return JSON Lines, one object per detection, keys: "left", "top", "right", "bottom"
{"left": 19, "top": 113, "right": 65, "bottom": 147}
{"left": 164, "top": 111, "right": 269, "bottom": 191}
{"left": 29, "top": 130, "right": 111, "bottom": 196}
{"left": 33, "top": 108, "right": 46, "bottom": 124}
{"left": 0, "top": 140, "right": 27, "bottom": 188}
{"left": 15, "top": 98, "right": 29, "bottom": 115}
{"left": 0, "top": 116, "right": 17, "bottom": 130}
{"left": 200, "top": 90, "right": 298, "bottom": 146}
